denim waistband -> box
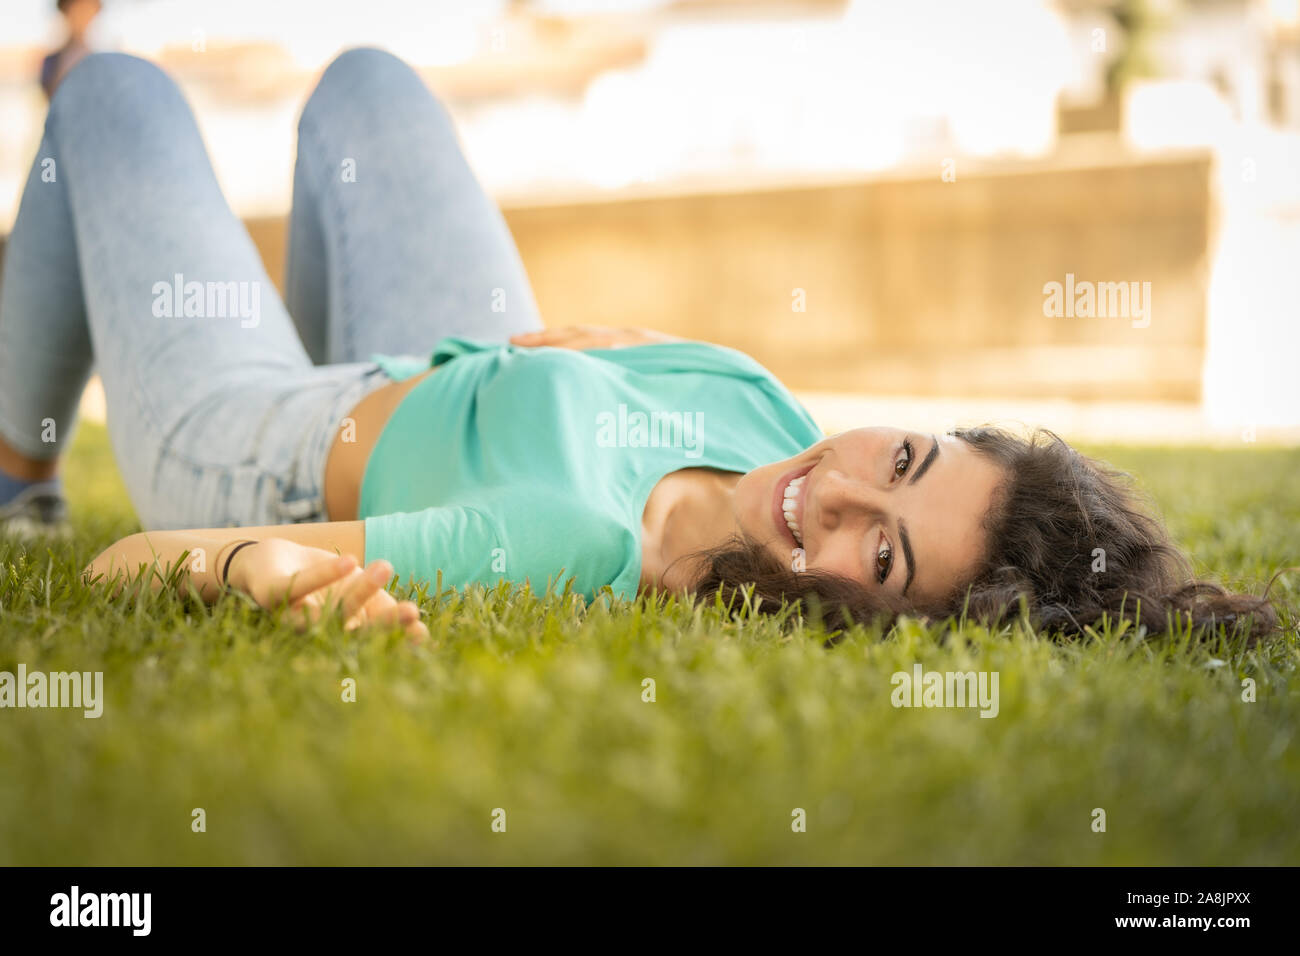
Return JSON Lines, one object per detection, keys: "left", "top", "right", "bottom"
{"left": 141, "top": 362, "right": 392, "bottom": 530}
{"left": 282, "top": 363, "right": 393, "bottom": 523}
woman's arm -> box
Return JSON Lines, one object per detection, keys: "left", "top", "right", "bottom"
{"left": 84, "top": 521, "right": 365, "bottom": 597}
{"left": 83, "top": 521, "right": 427, "bottom": 637}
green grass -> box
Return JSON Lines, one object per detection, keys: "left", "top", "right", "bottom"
{"left": 1, "top": 423, "right": 1298, "bottom": 864}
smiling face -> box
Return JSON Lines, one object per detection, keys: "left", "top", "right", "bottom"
{"left": 732, "top": 428, "right": 1007, "bottom": 609}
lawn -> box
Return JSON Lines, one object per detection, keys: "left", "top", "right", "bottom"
{"left": 1, "top": 422, "right": 1297, "bottom": 865}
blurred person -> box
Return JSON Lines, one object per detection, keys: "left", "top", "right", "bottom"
{"left": 39, "top": 0, "right": 102, "bottom": 100}
{"left": 0, "top": 50, "right": 1279, "bottom": 641}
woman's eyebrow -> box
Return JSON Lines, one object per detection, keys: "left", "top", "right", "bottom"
{"left": 899, "top": 519, "right": 916, "bottom": 596}
{"left": 909, "top": 435, "right": 939, "bottom": 485}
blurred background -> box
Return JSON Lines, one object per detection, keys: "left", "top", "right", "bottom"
{"left": 1, "top": 0, "right": 1298, "bottom": 442}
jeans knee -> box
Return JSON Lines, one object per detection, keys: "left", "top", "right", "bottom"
{"left": 48, "top": 53, "right": 180, "bottom": 127}
{"left": 322, "top": 47, "right": 417, "bottom": 87}
{"left": 301, "top": 47, "right": 434, "bottom": 130}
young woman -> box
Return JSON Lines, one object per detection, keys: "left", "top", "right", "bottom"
{"left": 0, "top": 50, "right": 1278, "bottom": 640}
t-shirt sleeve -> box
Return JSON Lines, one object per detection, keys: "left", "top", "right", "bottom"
{"left": 363, "top": 494, "right": 638, "bottom": 601}
{"left": 364, "top": 505, "right": 506, "bottom": 592}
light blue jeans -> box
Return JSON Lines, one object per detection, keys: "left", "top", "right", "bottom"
{"left": 0, "top": 49, "right": 540, "bottom": 529}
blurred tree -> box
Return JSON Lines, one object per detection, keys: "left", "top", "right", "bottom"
{"left": 1105, "top": 0, "right": 1172, "bottom": 94}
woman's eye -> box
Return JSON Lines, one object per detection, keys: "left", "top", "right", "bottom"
{"left": 893, "top": 439, "right": 914, "bottom": 479}
{"left": 876, "top": 541, "right": 893, "bottom": 583}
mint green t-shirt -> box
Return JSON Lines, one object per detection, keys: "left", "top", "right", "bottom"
{"left": 360, "top": 337, "right": 823, "bottom": 600}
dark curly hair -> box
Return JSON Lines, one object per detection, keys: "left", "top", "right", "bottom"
{"left": 690, "top": 426, "right": 1283, "bottom": 641}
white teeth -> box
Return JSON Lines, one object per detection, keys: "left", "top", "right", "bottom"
{"left": 782, "top": 474, "right": 805, "bottom": 545}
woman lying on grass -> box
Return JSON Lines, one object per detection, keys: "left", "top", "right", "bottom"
{"left": 0, "top": 50, "right": 1280, "bottom": 642}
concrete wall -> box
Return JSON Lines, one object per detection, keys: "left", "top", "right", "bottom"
{"left": 247, "top": 151, "right": 1213, "bottom": 403}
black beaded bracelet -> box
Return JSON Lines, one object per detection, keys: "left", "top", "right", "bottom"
{"left": 220, "top": 540, "right": 258, "bottom": 588}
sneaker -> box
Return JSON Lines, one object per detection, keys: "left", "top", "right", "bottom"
{"left": 0, "top": 481, "right": 71, "bottom": 539}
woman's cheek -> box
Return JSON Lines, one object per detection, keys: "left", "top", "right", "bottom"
{"left": 813, "top": 538, "right": 864, "bottom": 583}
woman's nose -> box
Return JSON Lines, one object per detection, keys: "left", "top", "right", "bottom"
{"left": 812, "top": 469, "right": 884, "bottom": 527}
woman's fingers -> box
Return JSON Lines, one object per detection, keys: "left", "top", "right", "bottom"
{"left": 508, "top": 329, "right": 554, "bottom": 345}
{"left": 281, "top": 559, "right": 426, "bottom": 636}
{"left": 510, "top": 326, "right": 645, "bottom": 352}
{"left": 367, "top": 599, "right": 427, "bottom": 639}
{"left": 399, "top": 602, "right": 428, "bottom": 640}
{"left": 510, "top": 327, "right": 591, "bottom": 346}
{"left": 286, "top": 592, "right": 324, "bottom": 632}
{"left": 287, "top": 564, "right": 364, "bottom": 628}
{"left": 285, "top": 553, "right": 357, "bottom": 603}
{"left": 292, "top": 594, "right": 426, "bottom": 637}
{"left": 340, "top": 561, "right": 392, "bottom": 628}
{"left": 354, "top": 586, "right": 402, "bottom": 629}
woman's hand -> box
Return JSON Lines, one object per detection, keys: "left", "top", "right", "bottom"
{"left": 225, "top": 538, "right": 428, "bottom": 639}
{"left": 509, "top": 325, "right": 681, "bottom": 351}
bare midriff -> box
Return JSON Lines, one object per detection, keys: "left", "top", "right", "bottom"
{"left": 323, "top": 368, "right": 437, "bottom": 521}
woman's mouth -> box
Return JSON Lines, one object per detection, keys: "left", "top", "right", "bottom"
{"left": 772, "top": 465, "right": 813, "bottom": 548}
